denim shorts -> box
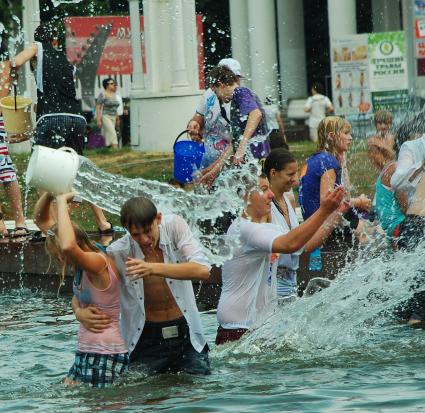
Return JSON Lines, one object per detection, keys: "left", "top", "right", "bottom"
{"left": 130, "top": 317, "right": 211, "bottom": 375}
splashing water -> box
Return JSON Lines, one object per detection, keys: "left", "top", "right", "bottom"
{"left": 214, "top": 240, "right": 425, "bottom": 362}
{"left": 73, "top": 153, "right": 261, "bottom": 264}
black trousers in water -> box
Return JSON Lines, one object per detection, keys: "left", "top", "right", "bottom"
{"left": 130, "top": 317, "right": 211, "bottom": 375}
{"left": 395, "top": 215, "right": 425, "bottom": 321}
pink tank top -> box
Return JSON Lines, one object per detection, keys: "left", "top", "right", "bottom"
{"left": 73, "top": 253, "right": 127, "bottom": 354}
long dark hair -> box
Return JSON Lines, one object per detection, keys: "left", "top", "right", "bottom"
{"left": 263, "top": 148, "right": 296, "bottom": 179}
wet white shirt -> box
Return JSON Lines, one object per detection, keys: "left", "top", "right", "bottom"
{"left": 217, "top": 218, "right": 285, "bottom": 330}
{"left": 304, "top": 94, "right": 332, "bottom": 128}
{"left": 107, "top": 214, "right": 211, "bottom": 354}
{"left": 391, "top": 134, "right": 425, "bottom": 206}
{"left": 271, "top": 194, "right": 303, "bottom": 270}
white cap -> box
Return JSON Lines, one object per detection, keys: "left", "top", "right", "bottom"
{"left": 218, "top": 58, "right": 243, "bottom": 77}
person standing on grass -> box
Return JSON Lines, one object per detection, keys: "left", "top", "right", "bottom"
{"left": 96, "top": 78, "right": 120, "bottom": 149}
{"left": 14, "top": 22, "right": 114, "bottom": 235}
{"left": 304, "top": 82, "right": 333, "bottom": 143}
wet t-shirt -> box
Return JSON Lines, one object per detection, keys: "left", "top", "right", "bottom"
{"left": 299, "top": 151, "right": 341, "bottom": 220}
{"left": 231, "top": 87, "right": 268, "bottom": 139}
{"left": 196, "top": 88, "right": 232, "bottom": 168}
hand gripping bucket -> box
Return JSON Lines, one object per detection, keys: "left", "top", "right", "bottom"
{"left": 173, "top": 130, "right": 205, "bottom": 183}
{"left": 0, "top": 95, "right": 33, "bottom": 134}
{"left": 26, "top": 146, "right": 80, "bottom": 195}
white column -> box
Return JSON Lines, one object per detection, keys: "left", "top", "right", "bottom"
{"left": 128, "top": 0, "right": 145, "bottom": 91}
{"left": 170, "top": 0, "right": 189, "bottom": 88}
{"left": 247, "top": 0, "right": 279, "bottom": 101}
{"left": 372, "top": 0, "right": 401, "bottom": 32}
{"left": 22, "top": 0, "right": 39, "bottom": 99}
{"left": 229, "top": 0, "right": 251, "bottom": 87}
{"left": 328, "top": 0, "right": 357, "bottom": 38}
{"left": 276, "top": 0, "right": 308, "bottom": 101}
{"left": 128, "top": 0, "right": 202, "bottom": 152}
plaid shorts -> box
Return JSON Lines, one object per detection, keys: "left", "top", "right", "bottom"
{"left": 0, "top": 142, "right": 17, "bottom": 183}
{"left": 67, "top": 351, "right": 129, "bottom": 388}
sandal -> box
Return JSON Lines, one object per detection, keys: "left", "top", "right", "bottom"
{"left": 10, "top": 227, "right": 32, "bottom": 238}
{"left": 98, "top": 222, "right": 114, "bottom": 235}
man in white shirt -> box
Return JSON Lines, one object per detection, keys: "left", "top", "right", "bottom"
{"left": 216, "top": 174, "right": 345, "bottom": 345}
{"left": 304, "top": 82, "right": 334, "bottom": 143}
{"left": 74, "top": 196, "right": 212, "bottom": 375}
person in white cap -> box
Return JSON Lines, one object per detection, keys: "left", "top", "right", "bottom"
{"left": 186, "top": 58, "right": 243, "bottom": 188}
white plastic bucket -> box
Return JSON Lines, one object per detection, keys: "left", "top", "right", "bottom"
{"left": 26, "top": 145, "right": 80, "bottom": 195}
{"left": 0, "top": 95, "right": 33, "bottom": 134}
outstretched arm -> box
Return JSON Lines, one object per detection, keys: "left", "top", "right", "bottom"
{"left": 272, "top": 187, "right": 345, "bottom": 253}
{"left": 125, "top": 258, "right": 210, "bottom": 281}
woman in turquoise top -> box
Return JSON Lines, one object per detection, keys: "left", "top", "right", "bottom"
{"left": 374, "top": 161, "right": 405, "bottom": 239}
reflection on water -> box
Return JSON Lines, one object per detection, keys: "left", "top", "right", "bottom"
{"left": 2, "top": 240, "right": 425, "bottom": 412}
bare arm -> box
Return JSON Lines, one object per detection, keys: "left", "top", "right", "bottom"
{"left": 187, "top": 113, "right": 205, "bottom": 142}
{"left": 56, "top": 193, "right": 106, "bottom": 275}
{"left": 234, "top": 108, "right": 263, "bottom": 161}
{"left": 14, "top": 43, "right": 38, "bottom": 68}
{"left": 126, "top": 258, "right": 210, "bottom": 281}
{"left": 320, "top": 169, "right": 337, "bottom": 200}
{"left": 96, "top": 103, "right": 103, "bottom": 127}
{"left": 72, "top": 295, "right": 111, "bottom": 333}
{"left": 33, "top": 193, "right": 56, "bottom": 233}
{"left": 272, "top": 187, "right": 345, "bottom": 253}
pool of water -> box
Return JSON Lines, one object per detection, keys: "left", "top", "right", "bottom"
{"left": 1, "top": 282, "right": 425, "bottom": 412}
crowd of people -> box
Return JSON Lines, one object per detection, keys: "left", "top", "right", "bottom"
{"left": 1, "top": 22, "right": 425, "bottom": 388}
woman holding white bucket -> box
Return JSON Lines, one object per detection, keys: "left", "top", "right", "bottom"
{"left": 43, "top": 191, "right": 129, "bottom": 387}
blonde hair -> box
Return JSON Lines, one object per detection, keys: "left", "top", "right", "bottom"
{"left": 317, "top": 116, "right": 352, "bottom": 156}
{"left": 45, "top": 222, "right": 98, "bottom": 289}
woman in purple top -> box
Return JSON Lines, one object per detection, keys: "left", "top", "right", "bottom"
{"left": 208, "top": 65, "right": 269, "bottom": 166}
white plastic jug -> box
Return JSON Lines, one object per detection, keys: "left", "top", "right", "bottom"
{"left": 26, "top": 145, "right": 80, "bottom": 195}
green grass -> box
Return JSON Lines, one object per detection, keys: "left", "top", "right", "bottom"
{"left": 1, "top": 140, "right": 375, "bottom": 231}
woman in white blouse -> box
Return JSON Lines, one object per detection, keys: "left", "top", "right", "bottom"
{"left": 263, "top": 148, "right": 346, "bottom": 298}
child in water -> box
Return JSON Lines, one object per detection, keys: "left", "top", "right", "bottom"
{"left": 44, "top": 192, "right": 128, "bottom": 387}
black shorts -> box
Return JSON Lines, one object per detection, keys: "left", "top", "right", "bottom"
{"left": 34, "top": 114, "right": 86, "bottom": 155}
{"left": 130, "top": 317, "right": 210, "bottom": 375}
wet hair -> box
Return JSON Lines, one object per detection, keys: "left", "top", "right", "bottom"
{"left": 207, "top": 65, "right": 239, "bottom": 88}
{"left": 311, "top": 82, "right": 324, "bottom": 95}
{"left": 263, "top": 148, "right": 297, "bottom": 180}
{"left": 34, "top": 23, "right": 59, "bottom": 44}
{"left": 120, "top": 197, "right": 157, "bottom": 230}
{"left": 268, "top": 130, "right": 289, "bottom": 150}
{"left": 102, "top": 77, "right": 115, "bottom": 90}
{"left": 394, "top": 111, "right": 425, "bottom": 155}
{"left": 317, "top": 116, "right": 352, "bottom": 155}
{"left": 45, "top": 222, "right": 98, "bottom": 289}
{"left": 374, "top": 110, "right": 393, "bottom": 126}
